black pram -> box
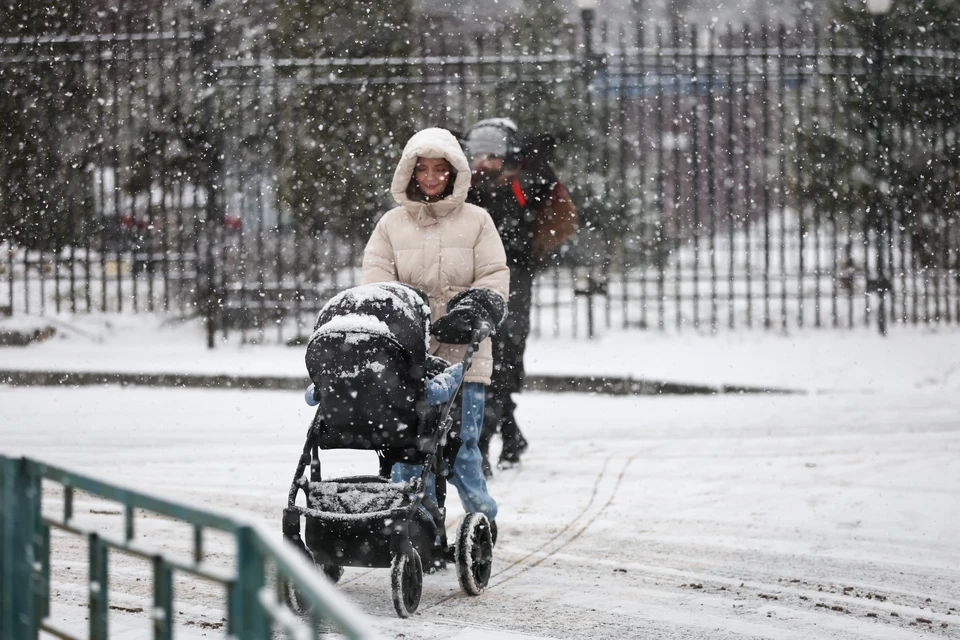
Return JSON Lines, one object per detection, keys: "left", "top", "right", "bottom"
{"left": 282, "top": 282, "right": 495, "bottom": 618}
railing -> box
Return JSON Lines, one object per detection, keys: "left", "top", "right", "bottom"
{"left": 1, "top": 7, "right": 958, "bottom": 339}
{"left": 0, "top": 455, "right": 375, "bottom": 640}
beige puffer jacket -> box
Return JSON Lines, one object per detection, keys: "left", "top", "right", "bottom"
{"left": 361, "top": 128, "right": 510, "bottom": 384}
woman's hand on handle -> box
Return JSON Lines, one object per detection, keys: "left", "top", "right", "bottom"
{"left": 430, "top": 287, "right": 505, "bottom": 344}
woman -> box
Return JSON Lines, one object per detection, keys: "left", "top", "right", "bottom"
{"left": 361, "top": 127, "right": 509, "bottom": 528}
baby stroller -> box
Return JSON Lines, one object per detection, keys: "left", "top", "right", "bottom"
{"left": 282, "top": 282, "right": 495, "bottom": 618}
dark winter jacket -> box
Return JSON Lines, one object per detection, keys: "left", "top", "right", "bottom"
{"left": 467, "top": 166, "right": 555, "bottom": 270}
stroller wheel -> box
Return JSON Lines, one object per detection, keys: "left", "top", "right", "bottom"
{"left": 281, "top": 544, "right": 315, "bottom": 615}
{"left": 280, "top": 543, "right": 343, "bottom": 614}
{"left": 322, "top": 564, "right": 344, "bottom": 584}
{"left": 455, "top": 513, "right": 494, "bottom": 596}
{"left": 391, "top": 548, "right": 423, "bottom": 618}
{"left": 282, "top": 577, "right": 309, "bottom": 616}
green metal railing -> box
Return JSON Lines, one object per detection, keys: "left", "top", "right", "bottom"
{"left": 0, "top": 455, "right": 375, "bottom": 639}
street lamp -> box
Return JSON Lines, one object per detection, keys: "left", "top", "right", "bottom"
{"left": 579, "top": 0, "right": 596, "bottom": 60}
{"left": 866, "top": 0, "right": 893, "bottom": 335}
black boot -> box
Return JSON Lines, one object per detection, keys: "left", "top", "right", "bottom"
{"left": 481, "top": 452, "right": 493, "bottom": 479}
{"left": 498, "top": 413, "right": 527, "bottom": 467}
{"left": 516, "top": 429, "right": 529, "bottom": 455}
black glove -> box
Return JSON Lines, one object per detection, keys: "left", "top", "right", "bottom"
{"left": 430, "top": 288, "right": 506, "bottom": 344}
{"left": 431, "top": 307, "right": 478, "bottom": 344}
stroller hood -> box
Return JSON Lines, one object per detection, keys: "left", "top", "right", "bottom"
{"left": 305, "top": 282, "right": 436, "bottom": 451}
{"left": 306, "top": 282, "right": 431, "bottom": 382}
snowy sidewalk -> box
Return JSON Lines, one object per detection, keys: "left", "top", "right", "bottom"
{"left": 2, "top": 313, "right": 960, "bottom": 395}
{"left": 4, "top": 314, "right": 960, "bottom": 638}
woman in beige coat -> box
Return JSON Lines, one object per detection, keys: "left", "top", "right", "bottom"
{"left": 362, "top": 127, "right": 509, "bottom": 530}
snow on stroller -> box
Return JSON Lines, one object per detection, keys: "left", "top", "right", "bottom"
{"left": 282, "top": 282, "right": 495, "bottom": 618}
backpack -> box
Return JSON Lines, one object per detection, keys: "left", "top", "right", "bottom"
{"left": 512, "top": 134, "right": 579, "bottom": 259}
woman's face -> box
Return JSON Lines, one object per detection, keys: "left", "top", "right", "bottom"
{"left": 414, "top": 157, "right": 452, "bottom": 200}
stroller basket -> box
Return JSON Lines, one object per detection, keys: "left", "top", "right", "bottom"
{"left": 305, "top": 476, "right": 414, "bottom": 521}
{"left": 300, "top": 476, "right": 437, "bottom": 572}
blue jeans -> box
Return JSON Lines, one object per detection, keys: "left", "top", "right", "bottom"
{"left": 392, "top": 382, "right": 498, "bottom": 521}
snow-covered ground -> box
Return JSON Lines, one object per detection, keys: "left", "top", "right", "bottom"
{"left": 4, "top": 385, "right": 959, "bottom": 639}
{"left": 0, "top": 315, "right": 960, "bottom": 640}
{"left": 2, "top": 312, "right": 960, "bottom": 394}
{"left": 2, "top": 313, "right": 960, "bottom": 638}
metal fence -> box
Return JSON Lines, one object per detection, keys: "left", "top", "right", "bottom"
{"left": 0, "top": 455, "right": 373, "bottom": 639}
{"left": 2, "top": 8, "right": 958, "bottom": 341}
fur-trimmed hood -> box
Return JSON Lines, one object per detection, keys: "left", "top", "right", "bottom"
{"left": 390, "top": 128, "right": 471, "bottom": 222}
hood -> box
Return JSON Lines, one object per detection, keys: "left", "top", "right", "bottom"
{"left": 391, "top": 128, "right": 471, "bottom": 221}
{"left": 306, "top": 282, "right": 431, "bottom": 382}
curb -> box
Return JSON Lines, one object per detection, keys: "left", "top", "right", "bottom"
{"left": 524, "top": 375, "right": 800, "bottom": 396}
{"left": 0, "top": 370, "right": 299, "bottom": 390}
{"left": 0, "top": 369, "right": 802, "bottom": 396}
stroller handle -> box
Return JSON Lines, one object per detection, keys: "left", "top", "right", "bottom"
{"left": 472, "top": 321, "right": 493, "bottom": 346}
{"left": 463, "top": 321, "right": 493, "bottom": 372}
{"left": 435, "top": 320, "right": 492, "bottom": 422}
{"left": 429, "top": 320, "right": 495, "bottom": 467}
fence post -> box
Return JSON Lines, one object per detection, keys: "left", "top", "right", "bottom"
{"left": 153, "top": 556, "right": 174, "bottom": 640}
{"left": 35, "top": 524, "right": 50, "bottom": 622}
{"left": 868, "top": 3, "right": 892, "bottom": 335}
{"left": 230, "top": 526, "right": 270, "bottom": 640}
{"left": 1, "top": 456, "right": 42, "bottom": 640}
{"left": 197, "top": 0, "right": 223, "bottom": 349}
{"left": 88, "top": 533, "right": 109, "bottom": 640}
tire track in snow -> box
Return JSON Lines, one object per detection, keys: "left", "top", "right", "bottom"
{"left": 424, "top": 453, "right": 636, "bottom": 610}
{"left": 487, "top": 454, "right": 636, "bottom": 589}
{"left": 523, "top": 522, "right": 960, "bottom": 635}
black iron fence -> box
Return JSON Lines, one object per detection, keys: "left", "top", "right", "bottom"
{"left": 2, "top": 8, "right": 958, "bottom": 342}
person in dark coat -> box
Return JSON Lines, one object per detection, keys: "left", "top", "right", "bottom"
{"left": 464, "top": 119, "right": 578, "bottom": 475}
